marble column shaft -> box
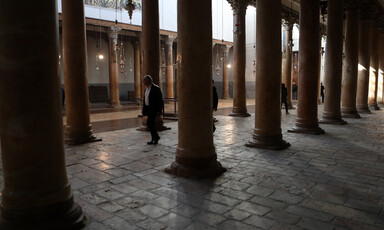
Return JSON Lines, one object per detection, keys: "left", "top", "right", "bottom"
{"left": 62, "top": 0, "right": 99, "bottom": 144}
{"left": 0, "top": 1, "right": 85, "bottom": 228}
{"left": 229, "top": 1, "right": 250, "bottom": 117}
{"left": 289, "top": 0, "right": 324, "bottom": 134}
{"left": 282, "top": 20, "right": 294, "bottom": 109}
{"left": 166, "top": 37, "right": 175, "bottom": 98}
{"left": 246, "top": 0, "right": 290, "bottom": 150}
{"left": 320, "top": 0, "right": 347, "bottom": 125}
{"left": 341, "top": 7, "right": 360, "bottom": 118}
{"left": 379, "top": 34, "right": 384, "bottom": 105}
{"left": 108, "top": 27, "right": 121, "bottom": 108}
{"left": 368, "top": 27, "right": 380, "bottom": 110}
{"left": 165, "top": 0, "right": 226, "bottom": 178}
{"left": 134, "top": 40, "right": 141, "bottom": 100}
{"left": 142, "top": 0, "right": 160, "bottom": 85}
{"left": 356, "top": 19, "right": 372, "bottom": 113}
{"left": 222, "top": 45, "right": 231, "bottom": 99}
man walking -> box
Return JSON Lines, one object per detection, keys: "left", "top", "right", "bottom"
{"left": 142, "top": 75, "right": 164, "bottom": 145}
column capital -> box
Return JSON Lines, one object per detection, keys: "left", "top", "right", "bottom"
{"left": 282, "top": 19, "right": 294, "bottom": 31}
{"left": 166, "top": 35, "right": 176, "bottom": 46}
{"left": 344, "top": 0, "right": 361, "bottom": 10}
{"left": 227, "top": 0, "right": 250, "bottom": 15}
{"left": 108, "top": 26, "right": 121, "bottom": 40}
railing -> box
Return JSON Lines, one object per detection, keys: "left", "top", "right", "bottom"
{"left": 84, "top": 0, "right": 142, "bottom": 10}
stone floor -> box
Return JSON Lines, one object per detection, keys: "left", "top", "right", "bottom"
{"left": 3, "top": 104, "right": 384, "bottom": 229}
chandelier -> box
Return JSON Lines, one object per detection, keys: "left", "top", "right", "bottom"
{"left": 125, "top": 0, "right": 136, "bottom": 24}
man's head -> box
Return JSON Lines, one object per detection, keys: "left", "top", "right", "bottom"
{"left": 143, "top": 75, "right": 153, "bottom": 87}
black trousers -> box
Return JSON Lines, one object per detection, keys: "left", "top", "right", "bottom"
{"left": 282, "top": 100, "right": 288, "bottom": 113}
{"left": 147, "top": 113, "right": 159, "bottom": 141}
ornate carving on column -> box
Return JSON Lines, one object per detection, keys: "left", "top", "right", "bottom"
{"left": 222, "top": 45, "right": 231, "bottom": 99}
{"left": 288, "top": 0, "right": 325, "bottom": 135}
{"left": 0, "top": 1, "right": 86, "bottom": 228}
{"left": 320, "top": 0, "right": 347, "bottom": 125}
{"left": 228, "top": 0, "right": 251, "bottom": 117}
{"left": 282, "top": 19, "right": 295, "bottom": 109}
{"left": 341, "top": 0, "right": 361, "bottom": 118}
{"left": 108, "top": 26, "right": 122, "bottom": 108}
{"left": 165, "top": 0, "right": 226, "bottom": 178}
{"left": 166, "top": 36, "right": 175, "bottom": 98}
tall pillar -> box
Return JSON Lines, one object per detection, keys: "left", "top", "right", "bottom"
{"left": 341, "top": 2, "right": 361, "bottom": 118}
{"left": 108, "top": 26, "right": 121, "bottom": 108}
{"left": 166, "top": 36, "right": 175, "bottom": 98}
{"left": 62, "top": 0, "right": 100, "bottom": 145}
{"left": 222, "top": 45, "right": 231, "bottom": 99}
{"left": 0, "top": 1, "right": 86, "bottom": 229}
{"left": 246, "top": 0, "right": 290, "bottom": 150}
{"left": 282, "top": 19, "right": 294, "bottom": 109}
{"left": 320, "top": 0, "right": 347, "bottom": 125}
{"left": 368, "top": 26, "right": 380, "bottom": 110}
{"left": 165, "top": 0, "right": 226, "bottom": 178}
{"left": 228, "top": 0, "right": 250, "bottom": 117}
{"left": 379, "top": 33, "right": 384, "bottom": 105}
{"left": 142, "top": 0, "right": 160, "bottom": 85}
{"left": 289, "top": 0, "right": 324, "bottom": 135}
{"left": 356, "top": 18, "right": 372, "bottom": 114}
{"left": 134, "top": 40, "right": 141, "bottom": 101}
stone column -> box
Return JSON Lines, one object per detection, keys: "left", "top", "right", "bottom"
{"left": 282, "top": 19, "right": 294, "bottom": 109}
{"left": 289, "top": 0, "right": 324, "bottom": 135}
{"left": 228, "top": 0, "right": 250, "bottom": 117}
{"left": 246, "top": 0, "right": 290, "bottom": 150}
{"left": 142, "top": 0, "right": 160, "bottom": 84}
{"left": 320, "top": 0, "right": 347, "bottom": 125}
{"left": 134, "top": 40, "right": 141, "bottom": 101}
{"left": 166, "top": 36, "right": 175, "bottom": 98}
{"left": 222, "top": 45, "right": 231, "bottom": 99}
{"left": 0, "top": 1, "right": 86, "bottom": 229}
{"left": 62, "top": 0, "right": 100, "bottom": 145}
{"left": 165, "top": 0, "right": 226, "bottom": 178}
{"left": 368, "top": 27, "right": 380, "bottom": 110}
{"left": 341, "top": 2, "right": 360, "bottom": 118}
{"left": 108, "top": 26, "right": 121, "bottom": 108}
{"left": 379, "top": 33, "right": 384, "bottom": 105}
{"left": 356, "top": 19, "right": 372, "bottom": 114}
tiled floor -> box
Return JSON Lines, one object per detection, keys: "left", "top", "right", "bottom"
{"left": 2, "top": 102, "right": 384, "bottom": 230}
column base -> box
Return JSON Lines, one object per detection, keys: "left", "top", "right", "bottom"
{"left": 319, "top": 117, "right": 347, "bottom": 125}
{"left": 228, "top": 108, "right": 251, "bottom": 117}
{"left": 65, "top": 126, "right": 102, "bottom": 145}
{"left": 341, "top": 108, "right": 361, "bottom": 118}
{"left": 109, "top": 101, "right": 121, "bottom": 109}
{"left": 357, "top": 109, "right": 372, "bottom": 114}
{"left": 369, "top": 104, "right": 380, "bottom": 110}
{"left": 288, "top": 125, "right": 325, "bottom": 135}
{"left": 246, "top": 133, "right": 290, "bottom": 150}
{"left": 0, "top": 196, "right": 88, "bottom": 230}
{"left": 165, "top": 155, "right": 226, "bottom": 179}
{"left": 137, "top": 115, "right": 171, "bottom": 131}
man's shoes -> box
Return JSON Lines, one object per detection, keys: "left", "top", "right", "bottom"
{"left": 147, "top": 137, "right": 160, "bottom": 145}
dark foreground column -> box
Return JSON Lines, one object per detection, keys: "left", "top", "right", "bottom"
{"left": 246, "top": 0, "right": 290, "bottom": 150}
{"left": 320, "top": 0, "right": 347, "bottom": 125}
{"left": 356, "top": 19, "right": 372, "bottom": 114}
{"left": 368, "top": 27, "right": 380, "bottom": 110}
{"left": 228, "top": 0, "right": 250, "bottom": 117}
{"left": 62, "top": 0, "right": 101, "bottom": 145}
{"left": 289, "top": 0, "right": 324, "bottom": 135}
{"left": 341, "top": 2, "right": 361, "bottom": 118}
{"left": 0, "top": 1, "right": 86, "bottom": 229}
{"left": 165, "top": 0, "right": 226, "bottom": 178}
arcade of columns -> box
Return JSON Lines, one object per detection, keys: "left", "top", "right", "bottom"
{"left": 2, "top": 0, "right": 384, "bottom": 228}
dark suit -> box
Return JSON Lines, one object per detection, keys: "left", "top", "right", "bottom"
{"left": 142, "top": 84, "right": 164, "bottom": 141}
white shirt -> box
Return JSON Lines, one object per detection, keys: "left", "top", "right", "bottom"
{"left": 145, "top": 84, "right": 152, "bottom": 106}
